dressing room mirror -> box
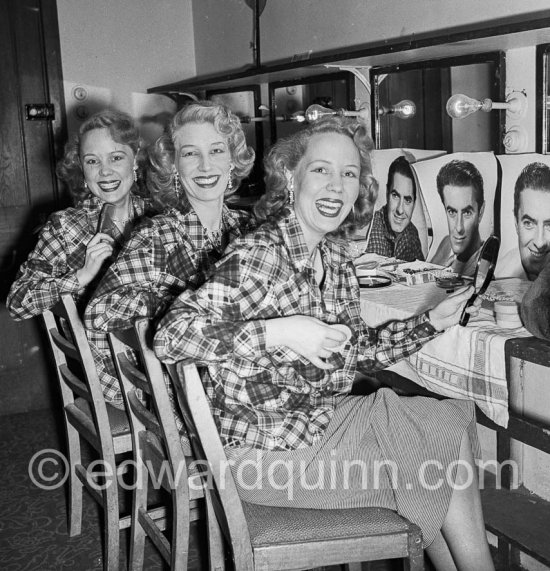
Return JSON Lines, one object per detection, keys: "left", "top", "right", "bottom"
{"left": 459, "top": 234, "right": 500, "bottom": 326}
{"left": 268, "top": 71, "right": 355, "bottom": 143}
{"left": 371, "top": 53, "right": 505, "bottom": 153}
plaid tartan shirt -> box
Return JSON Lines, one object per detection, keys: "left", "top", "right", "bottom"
{"left": 366, "top": 205, "right": 424, "bottom": 261}
{"left": 6, "top": 194, "right": 148, "bottom": 407}
{"left": 155, "top": 213, "right": 439, "bottom": 452}
{"left": 84, "top": 205, "right": 252, "bottom": 333}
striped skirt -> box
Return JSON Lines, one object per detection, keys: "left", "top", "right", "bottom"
{"left": 228, "top": 388, "right": 480, "bottom": 547}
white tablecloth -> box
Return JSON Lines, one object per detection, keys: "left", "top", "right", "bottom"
{"left": 359, "top": 280, "right": 532, "bottom": 427}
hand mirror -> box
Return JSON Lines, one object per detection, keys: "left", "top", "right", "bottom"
{"left": 459, "top": 235, "right": 500, "bottom": 326}
{"left": 97, "top": 203, "right": 117, "bottom": 237}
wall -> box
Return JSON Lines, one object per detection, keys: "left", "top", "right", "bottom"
{"left": 192, "top": 0, "right": 550, "bottom": 75}
{"left": 56, "top": 0, "right": 196, "bottom": 135}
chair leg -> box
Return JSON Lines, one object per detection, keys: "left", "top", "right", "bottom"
{"left": 128, "top": 459, "right": 148, "bottom": 571}
{"left": 171, "top": 486, "right": 190, "bottom": 570}
{"left": 102, "top": 461, "right": 121, "bottom": 571}
{"left": 65, "top": 420, "right": 83, "bottom": 536}
{"left": 404, "top": 526, "right": 425, "bottom": 571}
{"left": 204, "top": 492, "right": 225, "bottom": 571}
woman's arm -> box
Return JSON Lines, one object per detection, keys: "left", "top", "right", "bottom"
{"left": 154, "top": 243, "right": 349, "bottom": 367}
{"left": 358, "top": 285, "right": 475, "bottom": 370}
{"left": 84, "top": 217, "right": 189, "bottom": 332}
{"left": 7, "top": 215, "right": 83, "bottom": 319}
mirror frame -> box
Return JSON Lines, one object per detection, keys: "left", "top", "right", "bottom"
{"left": 536, "top": 43, "right": 550, "bottom": 154}
{"left": 205, "top": 84, "right": 264, "bottom": 198}
{"left": 370, "top": 52, "right": 506, "bottom": 153}
{"left": 268, "top": 71, "right": 355, "bottom": 144}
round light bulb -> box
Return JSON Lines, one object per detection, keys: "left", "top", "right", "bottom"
{"left": 393, "top": 100, "right": 416, "bottom": 120}
{"left": 446, "top": 93, "right": 483, "bottom": 119}
{"left": 304, "top": 104, "right": 336, "bottom": 122}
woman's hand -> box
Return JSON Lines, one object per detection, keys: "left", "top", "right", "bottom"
{"left": 75, "top": 233, "right": 114, "bottom": 288}
{"left": 266, "top": 315, "right": 348, "bottom": 369}
{"left": 428, "top": 285, "right": 481, "bottom": 331}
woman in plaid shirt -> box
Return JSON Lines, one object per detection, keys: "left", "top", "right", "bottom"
{"left": 84, "top": 101, "right": 255, "bottom": 333}
{"left": 7, "top": 110, "right": 150, "bottom": 407}
{"left": 155, "top": 116, "right": 494, "bottom": 569}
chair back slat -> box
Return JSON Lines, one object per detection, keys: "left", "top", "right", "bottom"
{"left": 171, "top": 361, "right": 254, "bottom": 568}
{"left": 118, "top": 352, "right": 150, "bottom": 395}
{"left": 50, "top": 328, "right": 80, "bottom": 361}
{"left": 59, "top": 364, "right": 91, "bottom": 401}
{"left": 126, "top": 390, "right": 163, "bottom": 441}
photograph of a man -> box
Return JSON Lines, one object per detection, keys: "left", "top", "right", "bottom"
{"left": 366, "top": 156, "right": 424, "bottom": 261}
{"left": 430, "top": 159, "right": 485, "bottom": 277}
{"left": 496, "top": 162, "right": 550, "bottom": 281}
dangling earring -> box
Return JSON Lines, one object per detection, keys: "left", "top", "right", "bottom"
{"left": 227, "top": 164, "right": 234, "bottom": 192}
{"left": 288, "top": 179, "right": 295, "bottom": 205}
{"left": 172, "top": 166, "right": 181, "bottom": 196}
{"left": 133, "top": 162, "right": 138, "bottom": 182}
{"left": 83, "top": 180, "right": 88, "bottom": 190}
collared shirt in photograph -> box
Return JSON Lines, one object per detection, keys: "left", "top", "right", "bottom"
{"left": 85, "top": 204, "right": 253, "bottom": 333}
{"left": 6, "top": 194, "right": 149, "bottom": 406}
{"left": 365, "top": 205, "right": 424, "bottom": 261}
{"left": 155, "top": 213, "right": 440, "bottom": 452}
{"left": 430, "top": 235, "right": 482, "bottom": 277}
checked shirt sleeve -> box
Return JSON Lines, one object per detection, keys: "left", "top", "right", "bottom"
{"left": 85, "top": 220, "right": 189, "bottom": 332}
{"left": 7, "top": 216, "right": 82, "bottom": 320}
{"left": 358, "top": 312, "right": 439, "bottom": 371}
{"left": 154, "top": 245, "right": 280, "bottom": 365}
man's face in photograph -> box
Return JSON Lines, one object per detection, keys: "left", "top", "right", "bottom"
{"left": 516, "top": 187, "right": 550, "bottom": 279}
{"left": 441, "top": 184, "right": 484, "bottom": 257}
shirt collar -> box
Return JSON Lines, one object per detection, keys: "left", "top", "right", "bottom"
{"left": 80, "top": 193, "right": 145, "bottom": 216}
{"left": 278, "top": 212, "right": 352, "bottom": 271}
{"left": 171, "top": 203, "right": 240, "bottom": 231}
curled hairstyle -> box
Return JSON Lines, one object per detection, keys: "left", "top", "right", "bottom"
{"left": 147, "top": 100, "right": 255, "bottom": 211}
{"left": 387, "top": 155, "right": 416, "bottom": 201}
{"left": 436, "top": 159, "right": 484, "bottom": 209}
{"left": 513, "top": 162, "right": 550, "bottom": 219}
{"left": 254, "top": 116, "right": 378, "bottom": 239}
{"left": 56, "top": 109, "right": 142, "bottom": 203}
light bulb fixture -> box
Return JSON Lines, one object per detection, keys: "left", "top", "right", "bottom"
{"left": 247, "top": 106, "right": 305, "bottom": 123}
{"left": 378, "top": 99, "right": 416, "bottom": 120}
{"left": 304, "top": 104, "right": 370, "bottom": 123}
{"left": 446, "top": 91, "right": 527, "bottom": 120}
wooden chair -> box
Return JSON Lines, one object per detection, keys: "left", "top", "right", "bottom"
{"left": 41, "top": 293, "right": 163, "bottom": 571}
{"left": 171, "top": 360, "right": 426, "bottom": 571}
{"left": 109, "top": 319, "right": 224, "bottom": 571}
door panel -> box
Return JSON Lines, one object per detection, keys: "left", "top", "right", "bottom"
{"left": 0, "top": 0, "right": 66, "bottom": 415}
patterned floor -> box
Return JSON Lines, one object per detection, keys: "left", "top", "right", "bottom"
{"left": 0, "top": 408, "right": 206, "bottom": 570}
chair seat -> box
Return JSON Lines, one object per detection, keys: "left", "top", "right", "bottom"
{"left": 242, "top": 502, "right": 411, "bottom": 547}
{"left": 74, "top": 397, "right": 131, "bottom": 436}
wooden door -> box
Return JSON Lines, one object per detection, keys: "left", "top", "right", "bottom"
{"left": 0, "top": 0, "right": 66, "bottom": 414}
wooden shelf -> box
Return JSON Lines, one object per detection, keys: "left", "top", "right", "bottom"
{"left": 148, "top": 11, "right": 550, "bottom": 95}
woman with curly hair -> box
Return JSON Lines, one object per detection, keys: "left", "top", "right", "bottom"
{"left": 7, "top": 109, "right": 149, "bottom": 406}
{"left": 85, "top": 100, "right": 255, "bottom": 335}
{"left": 154, "top": 116, "right": 494, "bottom": 570}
